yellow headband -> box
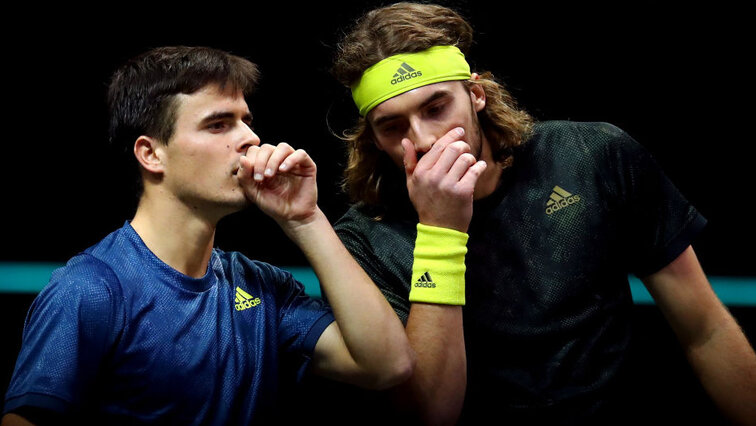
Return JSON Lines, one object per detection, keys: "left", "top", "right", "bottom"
{"left": 351, "top": 45, "right": 472, "bottom": 116}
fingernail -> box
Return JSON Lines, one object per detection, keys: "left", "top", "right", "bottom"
{"left": 456, "top": 127, "right": 465, "bottom": 137}
{"left": 264, "top": 168, "right": 273, "bottom": 177}
{"left": 254, "top": 173, "right": 263, "bottom": 181}
{"left": 279, "top": 163, "right": 289, "bottom": 171}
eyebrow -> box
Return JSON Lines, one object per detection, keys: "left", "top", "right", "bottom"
{"left": 199, "top": 111, "right": 253, "bottom": 125}
{"left": 371, "top": 90, "right": 452, "bottom": 128}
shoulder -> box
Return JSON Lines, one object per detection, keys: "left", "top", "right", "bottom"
{"left": 335, "top": 204, "right": 416, "bottom": 243}
{"left": 45, "top": 254, "right": 121, "bottom": 303}
{"left": 31, "top": 254, "right": 123, "bottom": 323}
{"left": 332, "top": 205, "right": 416, "bottom": 306}
{"left": 523, "top": 121, "right": 646, "bottom": 168}
{"left": 211, "top": 249, "right": 309, "bottom": 304}
{"left": 19, "top": 254, "right": 125, "bottom": 366}
{"left": 213, "top": 248, "right": 294, "bottom": 284}
{"left": 533, "top": 120, "right": 627, "bottom": 137}
{"left": 531, "top": 121, "right": 635, "bottom": 149}
{"left": 334, "top": 203, "right": 378, "bottom": 231}
{"left": 211, "top": 250, "right": 331, "bottom": 325}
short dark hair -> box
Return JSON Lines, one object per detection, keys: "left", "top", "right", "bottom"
{"left": 108, "top": 46, "right": 259, "bottom": 150}
{"left": 106, "top": 46, "right": 259, "bottom": 196}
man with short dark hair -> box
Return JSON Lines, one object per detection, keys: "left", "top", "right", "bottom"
{"left": 1, "top": 46, "right": 414, "bottom": 425}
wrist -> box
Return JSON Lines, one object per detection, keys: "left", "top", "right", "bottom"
{"left": 415, "top": 207, "right": 472, "bottom": 233}
{"left": 409, "top": 223, "right": 468, "bottom": 306}
{"left": 277, "top": 207, "right": 326, "bottom": 240}
{"left": 417, "top": 217, "right": 469, "bottom": 233}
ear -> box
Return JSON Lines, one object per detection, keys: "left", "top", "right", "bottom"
{"left": 469, "top": 73, "right": 487, "bottom": 113}
{"left": 133, "top": 136, "right": 165, "bottom": 175}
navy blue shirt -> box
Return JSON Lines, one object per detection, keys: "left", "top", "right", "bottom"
{"left": 3, "top": 222, "right": 334, "bottom": 424}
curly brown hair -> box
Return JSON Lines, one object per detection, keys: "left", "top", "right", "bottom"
{"left": 332, "top": 2, "right": 534, "bottom": 212}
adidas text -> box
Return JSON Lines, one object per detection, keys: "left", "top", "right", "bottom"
{"left": 235, "top": 298, "right": 261, "bottom": 311}
{"left": 391, "top": 71, "right": 422, "bottom": 85}
{"left": 414, "top": 282, "right": 436, "bottom": 288}
{"left": 235, "top": 286, "right": 261, "bottom": 311}
{"left": 546, "top": 195, "right": 581, "bottom": 215}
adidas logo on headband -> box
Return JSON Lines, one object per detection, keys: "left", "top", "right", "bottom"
{"left": 352, "top": 46, "right": 470, "bottom": 116}
{"left": 391, "top": 62, "right": 423, "bottom": 85}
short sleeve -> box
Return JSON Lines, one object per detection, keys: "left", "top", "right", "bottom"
{"left": 275, "top": 272, "right": 334, "bottom": 355}
{"left": 3, "top": 255, "right": 123, "bottom": 415}
{"left": 256, "top": 263, "right": 333, "bottom": 380}
{"left": 599, "top": 124, "right": 707, "bottom": 276}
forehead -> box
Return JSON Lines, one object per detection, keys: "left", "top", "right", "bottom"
{"left": 368, "top": 80, "right": 466, "bottom": 121}
{"left": 174, "top": 84, "right": 249, "bottom": 121}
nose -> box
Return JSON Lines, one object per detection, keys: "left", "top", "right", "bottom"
{"left": 236, "top": 123, "right": 261, "bottom": 153}
{"left": 408, "top": 118, "right": 438, "bottom": 155}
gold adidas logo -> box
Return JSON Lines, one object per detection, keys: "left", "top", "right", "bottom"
{"left": 235, "top": 286, "right": 261, "bottom": 311}
{"left": 546, "top": 186, "right": 581, "bottom": 215}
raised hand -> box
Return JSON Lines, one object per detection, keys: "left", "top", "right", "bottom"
{"left": 237, "top": 142, "right": 318, "bottom": 225}
{"left": 402, "top": 127, "right": 487, "bottom": 233}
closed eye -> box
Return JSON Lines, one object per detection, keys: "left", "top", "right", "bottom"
{"left": 424, "top": 100, "right": 448, "bottom": 118}
{"left": 207, "top": 121, "right": 231, "bottom": 132}
{"left": 379, "top": 123, "right": 407, "bottom": 138}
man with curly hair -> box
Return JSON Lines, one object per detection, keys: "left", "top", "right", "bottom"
{"left": 324, "top": 3, "right": 756, "bottom": 425}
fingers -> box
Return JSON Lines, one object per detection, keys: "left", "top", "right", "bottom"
{"left": 279, "top": 148, "right": 316, "bottom": 176}
{"left": 445, "top": 152, "right": 478, "bottom": 183}
{"left": 253, "top": 143, "right": 293, "bottom": 181}
{"left": 434, "top": 141, "right": 471, "bottom": 175}
{"left": 405, "top": 137, "right": 486, "bottom": 201}
{"left": 402, "top": 125, "right": 485, "bottom": 192}
{"left": 457, "top": 160, "right": 487, "bottom": 189}
{"left": 432, "top": 126, "right": 466, "bottom": 154}
{"left": 437, "top": 152, "right": 486, "bottom": 195}
{"left": 241, "top": 143, "right": 314, "bottom": 182}
{"left": 402, "top": 138, "right": 417, "bottom": 176}
{"left": 404, "top": 127, "right": 468, "bottom": 179}
{"left": 408, "top": 139, "right": 474, "bottom": 185}
{"left": 414, "top": 127, "right": 466, "bottom": 171}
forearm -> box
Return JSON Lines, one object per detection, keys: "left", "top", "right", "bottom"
{"left": 680, "top": 310, "right": 756, "bottom": 426}
{"left": 1, "top": 414, "right": 35, "bottom": 426}
{"left": 392, "top": 303, "right": 466, "bottom": 426}
{"left": 644, "top": 247, "right": 756, "bottom": 425}
{"left": 282, "top": 208, "right": 415, "bottom": 386}
{"left": 386, "top": 224, "right": 468, "bottom": 424}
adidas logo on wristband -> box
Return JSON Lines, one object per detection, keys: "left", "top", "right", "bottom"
{"left": 414, "top": 272, "right": 436, "bottom": 288}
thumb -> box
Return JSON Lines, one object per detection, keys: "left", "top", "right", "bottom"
{"left": 402, "top": 138, "right": 417, "bottom": 177}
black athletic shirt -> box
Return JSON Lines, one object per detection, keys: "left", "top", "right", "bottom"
{"left": 334, "top": 121, "right": 706, "bottom": 424}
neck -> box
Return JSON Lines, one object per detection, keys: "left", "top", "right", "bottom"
{"left": 130, "top": 188, "right": 218, "bottom": 278}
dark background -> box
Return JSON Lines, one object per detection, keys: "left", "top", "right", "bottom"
{"left": 2, "top": 2, "right": 753, "bottom": 271}
{"left": 1, "top": 1, "right": 753, "bottom": 423}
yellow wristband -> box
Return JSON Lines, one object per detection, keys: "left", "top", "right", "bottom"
{"left": 409, "top": 223, "right": 468, "bottom": 305}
